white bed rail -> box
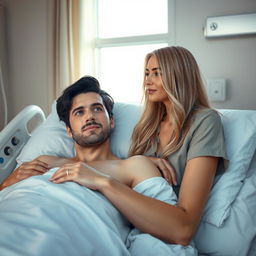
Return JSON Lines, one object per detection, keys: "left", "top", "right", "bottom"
{"left": 0, "top": 105, "right": 45, "bottom": 183}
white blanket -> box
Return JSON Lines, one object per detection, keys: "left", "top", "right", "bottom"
{"left": 0, "top": 168, "right": 197, "bottom": 256}
{"left": 127, "top": 177, "right": 198, "bottom": 256}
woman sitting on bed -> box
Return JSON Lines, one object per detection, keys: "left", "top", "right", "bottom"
{"left": 128, "top": 46, "right": 227, "bottom": 242}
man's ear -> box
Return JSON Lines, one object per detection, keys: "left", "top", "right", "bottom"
{"left": 66, "top": 126, "right": 72, "bottom": 137}
{"left": 110, "top": 117, "right": 115, "bottom": 129}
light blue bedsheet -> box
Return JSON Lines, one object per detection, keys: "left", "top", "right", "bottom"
{"left": 0, "top": 168, "right": 197, "bottom": 256}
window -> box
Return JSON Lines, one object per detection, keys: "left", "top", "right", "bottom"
{"left": 80, "top": 0, "right": 175, "bottom": 103}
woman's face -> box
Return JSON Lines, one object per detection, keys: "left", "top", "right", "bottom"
{"left": 144, "top": 55, "right": 169, "bottom": 103}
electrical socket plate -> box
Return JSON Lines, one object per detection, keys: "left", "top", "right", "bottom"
{"left": 206, "top": 79, "right": 226, "bottom": 102}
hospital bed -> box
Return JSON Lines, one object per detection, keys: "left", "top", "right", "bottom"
{"left": 0, "top": 101, "right": 256, "bottom": 255}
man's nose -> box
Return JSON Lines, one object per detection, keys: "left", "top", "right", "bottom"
{"left": 85, "top": 110, "right": 95, "bottom": 122}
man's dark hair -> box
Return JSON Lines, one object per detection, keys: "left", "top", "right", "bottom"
{"left": 56, "top": 76, "right": 114, "bottom": 127}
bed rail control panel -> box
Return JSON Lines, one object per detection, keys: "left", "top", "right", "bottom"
{"left": 3, "top": 137, "right": 20, "bottom": 156}
{"left": 11, "top": 136, "right": 20, "bottom": 146}
{"left": 0, "top": 105, "right": 46, "bottom": 183}
{"left": 4, "top": 146, "right": 13, "bottom": 156}
{"left": 0, "top": 130, "right": 22, "bottom": 164}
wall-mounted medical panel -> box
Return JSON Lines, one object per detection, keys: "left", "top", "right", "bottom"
{"left": 204, "top": 13, "right": 256, "bottom": 38}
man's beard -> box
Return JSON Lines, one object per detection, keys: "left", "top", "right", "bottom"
{"left": 70, "top": 126, "right": 111, "bottom": 147}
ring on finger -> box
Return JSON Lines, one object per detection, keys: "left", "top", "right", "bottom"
{"left": 66, "top": 169, "right": 70, "bottom": 176}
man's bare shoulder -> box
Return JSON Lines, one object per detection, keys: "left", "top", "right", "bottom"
{"left": 122, "top": 155, "right": 154, "bottom": 166}
{"left": 121, "top": 155, "right": 161, "bottom": 187}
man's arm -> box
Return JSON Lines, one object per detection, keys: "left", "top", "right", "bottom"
{"left": 0, "top": 155, "right": 73, "bottom": 190}
{"left": 0, "top": 158, "right": 49, "bottom": 190}
{"left": 49, "top": 155, "right": 162, "bottom": 189}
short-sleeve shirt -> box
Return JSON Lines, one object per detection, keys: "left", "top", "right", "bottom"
{"left": 146, "top": 108, "right": 228, "bottom": 195}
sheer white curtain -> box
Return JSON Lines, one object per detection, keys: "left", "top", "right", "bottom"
{"left": 47, "top": 0, "right": 96, "bottom": 104}
{"left": 50, "top": 0, "right": 81, "bottom": 100}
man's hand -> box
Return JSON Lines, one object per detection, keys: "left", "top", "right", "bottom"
{"left": 147, "top": 156, "right": 177, "bottom": 185}
{"left": 49, "top": 162, "right": 109, "bottom": 190}
{"left": 0, "top": 159, "right": 49, "bottom": 190}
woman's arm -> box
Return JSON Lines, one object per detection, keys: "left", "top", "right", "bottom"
{"left": 146, "top": 156, "right": 177, "bottom": 185}
{"left": 99, "top": 156, "right": 218, "bottom": 245}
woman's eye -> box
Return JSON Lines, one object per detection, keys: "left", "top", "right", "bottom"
{"left": 145, "top": 72, "right": 161, "bottom": 78}
{"left": 154, "top": 72, "right": 161, "bottom": 77}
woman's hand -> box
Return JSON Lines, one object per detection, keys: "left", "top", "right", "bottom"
{"left": 0, "top": 159, "right": 49, "bottom": 190}
{"left": 49, "top": 162, "right": 109, "bottom": 190}
{"left": 147, "top": 156, "right": 177, "bottom": 185}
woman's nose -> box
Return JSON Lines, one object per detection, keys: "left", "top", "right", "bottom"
{"left": 145, "top": 75, "right": 153, "bottom": 85}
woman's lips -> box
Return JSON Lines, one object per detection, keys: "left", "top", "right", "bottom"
{"left": 147, "top": 89, "right": 157, "bottom": 94}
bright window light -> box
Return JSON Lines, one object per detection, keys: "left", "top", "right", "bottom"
{"left": 80, "top": 0, "right": 173, "bottom": 104}
{"left": 98, "top": 0, "right": 168, "bottom": 38}
{"left": 99, "top": 43, "right": 167, "bottom": 103}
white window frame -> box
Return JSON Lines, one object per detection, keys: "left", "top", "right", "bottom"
{"left": 94, "top": 0, "right": 176, "bottom": 77}
{"left": 79, "top": 0, "right": 176, "bottom": 102}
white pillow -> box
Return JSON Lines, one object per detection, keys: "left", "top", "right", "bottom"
{"left": 16, "top": 102, "right": 141, "bottom": 165}
{"left": 110, "top": 102, "right": 141, "bottom": 158}
{"left": 17, "top": 102, "right": 256, "bottom": 229}
{"left": 16, "top": 101, "right": 75, "bottom": 166}
{"left": 195, "top": 168, "right": 256, "bottom": 255}
{"left": 201, "top": 109, "right": 256, "bottom": 227}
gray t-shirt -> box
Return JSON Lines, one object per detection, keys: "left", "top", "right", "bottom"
{"left": 146, "top": 108, "right": 228, "bottom": 195}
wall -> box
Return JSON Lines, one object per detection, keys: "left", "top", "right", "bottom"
{"left": 0, "top": 1, "right": 8, "bottom": 130}
{"left": 1, "top": 0, "right": 256, "bottom": 130}
{"left": 1, "top": 0, "right": 53, "bottom": 130}
{"left": 175, "top": 0, "right": 256, "bottom": 110}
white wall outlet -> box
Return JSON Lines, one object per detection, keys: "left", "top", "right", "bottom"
{"left": 206, "top": 79, "right": 226, "bottom": 102}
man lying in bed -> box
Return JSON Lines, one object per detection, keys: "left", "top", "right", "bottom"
{"left": 0, "top": 76, "right": 197, "bottom": 255}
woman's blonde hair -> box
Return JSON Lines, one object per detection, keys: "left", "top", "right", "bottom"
{"left": 129, "top": 46, "right": 210, "bottom": 158}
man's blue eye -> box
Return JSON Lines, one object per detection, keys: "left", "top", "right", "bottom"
{"left": 93, "top": 107, "right": 103, "bottom": 112}
{"left": 75, "top": 110, "right": 83, "bottom": 116}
